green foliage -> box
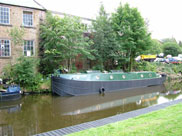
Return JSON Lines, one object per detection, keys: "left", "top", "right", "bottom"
{"left": 2, "top": 64, "right": 13, "bottom": 82}
{"left": 8, "top": 27, "right": 25, "bottom": 46}
{"left": 39, "top": 12, "right": 93, "bottom": 75}
{"left": 144, "top": 39, "right": 162, "bottom": 54}
{"left": 163, "top": 42, "right": 182, "bottom": 56}
{"left": 135, "top": 61, "right": 157, "bottom": 72}
{"left": 161, "top": 37, "right": 178, "bottom": 44}
{"left": 3, "top": 57, "right": 42, "bottom": 91}
{"left": 112, "top": 3, "right": 152, "bottom": 71}
{"left": 135, "top": 62, "right": 182, "bottom": 75}
{"left": 169, "top": 64, "right": 182, "bottom": 74}
{"left": 92, "top": 64, "right": 104, "bottom": 71}
{"left": 91, "top": 5, "right": 119, "bottom": 70}
{"left": 160, "top": 64, "right": 176, "bottom": 74}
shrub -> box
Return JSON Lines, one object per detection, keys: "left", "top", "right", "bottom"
{"left": 135, "top": 61, "right": 157, "bottom": 72}
{"left": 92, "top": 64, "right": 104, "bottom": 71}
{"left": 163, "top": 42, "right": 182, "bottom": 56}
{"left": 3, "top": 57, "right": 42, "bottom": 92}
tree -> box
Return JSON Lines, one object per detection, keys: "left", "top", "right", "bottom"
{"left": 39, "top": 12, "right": 93, "bottom": 75}
{"left": 144, "top": 39, "right": 162, "bottom": 54}
{"left": 161, "top": 38, "right": 178, "bottom": 44}
{"left": 163, "top": 42, "right": 182, "bottom": 56}
{"left": 91, "top": 5, "right": 119, "bottom": 70}
{"left": 8, "top": 27, "right": 25, "bottom": 63}
{"left": 112, "top": 3, "right": 152, "bottom": 71}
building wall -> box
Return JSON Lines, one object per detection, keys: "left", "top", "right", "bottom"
{"left": 0, "top": 4, "right": 45, "bottom": 75}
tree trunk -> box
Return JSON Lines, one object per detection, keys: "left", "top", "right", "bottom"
{"left": 69, "top": 58, "right": 72, "bottom": 72}
{"left": 67, "top": 58, "right": 72, "bottom": 72}
{"left": 129, "top": 51, "right": 135, "bottom": 72}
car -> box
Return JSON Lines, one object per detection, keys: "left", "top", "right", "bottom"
{"left": 154, "top": 58, "right": 166, "bottom": 62}
{"left": 166, "top": 57, "right": 179, "bottom": 64}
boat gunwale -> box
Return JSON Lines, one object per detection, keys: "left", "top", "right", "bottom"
{"left": 53, "top": 75, "right": 162, "bottom": 82}
{"left": 0, "top": 91, "right": 20, "bottom": 95}
{"left": 55, "top": 72, "right": 161, "bottom": 82}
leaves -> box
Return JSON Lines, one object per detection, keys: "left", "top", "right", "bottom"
{"left": 8, "top": 27, "right": 25, "bottom": 46}
{"left": 3, "top": 57, "right": 42, "bottom": 91}
{"left": 39, "top": 12, "right": 93, "bottom": 75}
{"left": 163, "top": 42, "right": 182, "bottom": 56}
{"left": 39, "top": 4, "right": 153, "bottom": 73}
{"left": 111, "top": 3, "right": 152, "bottom": 71}
{"left": 91, "top": 5, "right": 119, "bottom": 70}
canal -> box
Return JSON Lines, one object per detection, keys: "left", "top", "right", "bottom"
{"left": 0, "top": 81, "right": 182, "bottom": 136}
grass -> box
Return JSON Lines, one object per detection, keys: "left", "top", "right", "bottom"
{"left": 68, "top": 103, "right": 182, "bottom": 136}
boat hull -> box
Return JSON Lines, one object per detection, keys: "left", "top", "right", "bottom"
{"left": 0, "top": 92, "right": 21, "bottom": 102}
{"left": 51, "top": 74, "right": 166, "bottom": 96}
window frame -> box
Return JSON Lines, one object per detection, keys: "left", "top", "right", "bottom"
{"left": 0, "top": 6, "right": 10, "bottom": 25}
{"left": 0, "top": 39, "right": 11, "bottom": 57}
{"left": 22, "top": 10, "right": 33, "bottom": 27}
{"left": 23, "top": 40, "right": 35, "bottom": 57}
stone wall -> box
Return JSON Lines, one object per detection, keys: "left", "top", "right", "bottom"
{"left": 0, "top": 4, "right": 46, "bottom": 75}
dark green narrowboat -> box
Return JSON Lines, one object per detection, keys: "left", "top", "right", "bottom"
{"left": 51, "top": 71, "right": 166, "bottom": 96}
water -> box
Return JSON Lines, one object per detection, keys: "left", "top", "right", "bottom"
{"left": 0, "top": 81, "right": 182, "bottom": 136}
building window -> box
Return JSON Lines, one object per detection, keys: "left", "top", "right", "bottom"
{"left": 0, "top": 40, "right": 11, "bottom": 57}
{"left": 24, "top": 40, "right": 34, "bottom": 56}
{"left": 0, "top": 6, "right": 10, "bottom": 24}
{"left": 23, "top": 11, "right": 33, "bottom": 26}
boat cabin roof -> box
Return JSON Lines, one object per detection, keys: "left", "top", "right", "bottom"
{"left": 59, "top": 72, "right": 160, "bottom": 81}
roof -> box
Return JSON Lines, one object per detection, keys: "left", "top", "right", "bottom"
{"left": 51, "top": 10, "right": 94, "bottom": 22}
{"left": 0, "top": 0, "right": 45, "bottom": 10}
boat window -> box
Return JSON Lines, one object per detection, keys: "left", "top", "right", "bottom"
{"left": 110, "top": 75, "right": 113, "bottom": 79}
{"left": 141, "top": 74, "right": 144, "bottom": 78}
{"left": 96, "top": 76, "right": 100, "bottom": 80}
{"left": 122, "top": 75, "right": 126, "bottom": 79}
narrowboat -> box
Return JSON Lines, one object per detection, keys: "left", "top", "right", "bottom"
{"left": 51, "top": 71, "right": 166, "bottom": 96}
{"left": 0, "top": 85, "right": 21, "bottom": 101}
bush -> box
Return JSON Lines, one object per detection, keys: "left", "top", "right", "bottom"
{"left": 92, "top": 64, "right": 104, "bottom": 71}
{"left": 135, "top": 61, "right": 182, "bottom": 76}
{"left": 135, "top": 61, "right": 157, "bottom": 72}
{"left": 3, "top": 57, "right": 42, "bottom": 92}
{"left": 169, "top": 64, "right": 182, "bottom": 74}
{"left": 163, "top": 42, "right": 182, "bottom": 56}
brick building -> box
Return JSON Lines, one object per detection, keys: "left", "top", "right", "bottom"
{"left": 0, "top": 0, "right": 46, "bottom": 75}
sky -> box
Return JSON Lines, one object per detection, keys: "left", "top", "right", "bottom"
{"left": 36, "top": 0, "right": 182, "bottom": 41}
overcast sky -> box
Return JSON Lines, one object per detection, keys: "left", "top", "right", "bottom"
{"left": 36, "top": 0, "right": 182, "bottom": 41}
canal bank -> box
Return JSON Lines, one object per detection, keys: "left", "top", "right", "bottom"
{"left": 34, "top": 98, "right": 182, "bottom": 136}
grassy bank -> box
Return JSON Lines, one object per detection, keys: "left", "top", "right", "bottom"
{"left": 69, "top": 103, "right": 182, "bottom": 136}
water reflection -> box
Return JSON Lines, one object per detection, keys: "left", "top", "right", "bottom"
{"left": 0, "top": 82, "right": 181, "bottom": 136}
{"left": 0, "top": 100, "right": 21, "bottom": 113}
{"left": 0, "top": 124, "right": 13, "bottom": 136}
{"left": 55, "top": 86, "right": 163, "bottom": 115}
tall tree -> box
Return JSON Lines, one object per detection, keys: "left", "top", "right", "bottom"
{"left": 163, "top": 42, "right": 182, "bottom": 56}
{"left": 112, "top": 3, "right": 152, "bottom": 71}
{"left": 39, "top": 12, "right": 93, "bottom": 75}
{"left": 161, "top": 38, "right": 182, "bottom": 56}
{"left": 91, "top": 5, "right": 119, "bottom": 70}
